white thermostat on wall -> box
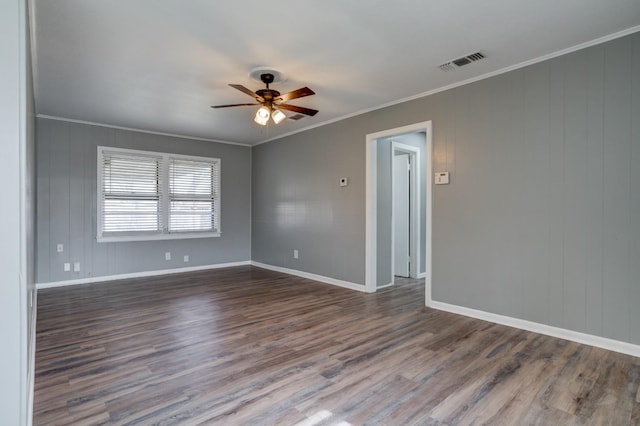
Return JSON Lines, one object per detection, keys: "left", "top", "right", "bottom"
{"left": 339, "top": 177, "right": 348, "bottom": 187}
{"left": 435, "top": 171, "right": 450, "bottom": 185}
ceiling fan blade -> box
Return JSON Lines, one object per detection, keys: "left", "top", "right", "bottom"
{"left": 274, "top": 87, "right": 315, "bottom": 103}
{"left": 211, "top": 103, "right": 259, "bottom": 109}
{"left": 229, "top": 84, "right": 264, "bottom": 102}
{"left": 277, "top": 103, "right": 318, "bottom": 116}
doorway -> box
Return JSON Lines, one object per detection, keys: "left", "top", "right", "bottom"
{"left": 393, "top": 152, "right": 411, "bottom": 278}
{"left": 392, "top": 142, "right": 419, "bottom": 282}
{"left": 365, "top": 121, "right": 433, "bottom": 307}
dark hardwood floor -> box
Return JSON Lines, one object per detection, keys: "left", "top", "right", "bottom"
{"left": 34, "top": 266, "right": 640, "bottom": 425}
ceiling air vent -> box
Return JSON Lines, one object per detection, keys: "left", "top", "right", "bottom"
{"left": 288, "top": 114, "right": 305, "bottom": 121}
{"left": 438, "top": 52, "right": 486, "bottom": 71}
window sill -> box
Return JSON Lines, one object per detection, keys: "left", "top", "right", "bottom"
{"left": 97, "top": 231, "right": 221, "bottom": 243}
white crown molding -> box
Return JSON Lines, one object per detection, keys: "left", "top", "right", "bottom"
{"left": 255, "top": 25, "right": 640, "bottom": 146}
{"left": 35, "top": 114, "right": 252, "bottom": 147}
{"left": 251, "top": 261, "right": 366, "bottom": 292}
{"left": 35, "top": 261, "right": 251, "bottom": 289}
{"left": 34, "top": 26, "right": 640, "bottom": 148}
{"left": 430, "top": 300, "right": 640, "bottom": 358}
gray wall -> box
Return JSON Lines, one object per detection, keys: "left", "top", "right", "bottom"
{"left": 0, "top": 0, "right": 32, "bottom": 423}
{"left": 376, "top": 132, "right": 427, "bottom": 286}
{"left": 376, "top": 138, "right": 392, "bottom": 285}
{"left": 36, "top": 118, "right": 252, "bottom": 283}
{"left": 252, "top": 121, "right": 365, "bottom": 283}
{"left": 252, "top": 32, "right": 640, "bottom": 345}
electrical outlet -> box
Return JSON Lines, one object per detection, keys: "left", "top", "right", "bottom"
{"left": 56, "top": 244, "right": 64, "bottom": 253}
{"left": 73, "top": 262, "right": 81, "bottom": 272}
{"left": 63, "top": 262, "right": 70, "bottom": 272}
{"left": 293, "top": 249, "right": 299, "bottom": 259}
{"left": 29, "top": 290, "right": 34, "bottom": 308}
{"left": 183, "top": 255, "right": 189, "bottom": 263}
{"left": 165, "top": 252, "right": 171, "bottom": 261}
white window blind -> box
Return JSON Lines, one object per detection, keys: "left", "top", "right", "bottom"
{"left": 101, "top": 152, "right": 162, "bottom": 234}
{"left": 169, "top": 158, "right": 220, "bottom": 233}
{"left": 97, "top": 147, "right": 221, "bottom": 242}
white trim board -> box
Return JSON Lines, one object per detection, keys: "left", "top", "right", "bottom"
{"left": 251, "top": 261, "right": 366, "bottom": 293}
{"left": 36, "top": 261, "right": 251, "bottom": 289}
{"left": 430, "top": 300, "right": 640, "bottom": 358}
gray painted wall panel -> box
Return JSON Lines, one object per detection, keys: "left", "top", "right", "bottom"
{"left": 546, "top": 59, "right": 566, "bottom": 328}
{"left": 48, "top": 123, "right": 71, "bottom": 280}
{"left": 252, "top": 31, "right": 640, "bottom": 345}
{"left": 69, "top": 125, "right": 86, "bottom": 277}
{"left": 520, "top": 63, "right": 551, "bottom": 325}
{"left": 602, "top": 38, "right": 633, "bottom": 341}
{"left": 36, "top": 118, "right": 251, "bottom": 282}
{"left": 585, "top": 46, "right": 605, "bottom": 337}
{"left": 631, "top": 36, "right": 640, "bottom": 344}
{"left": 36, "top": 116, "right": 51, "bottom": 282}
{"left": 562, "top": 50, "right": 589, "bottom": 333}
{"left": 252, "top": 121, "right": 366, "bottom": 284}
{"left": 376, "top": 139, "right": 392, "bottom": 286}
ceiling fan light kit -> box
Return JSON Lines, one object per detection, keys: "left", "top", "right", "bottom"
{"left": 212, "top": 69, "right": 318, "bottom": 126}
{"left": 271, "top": 109, "right": 286, "bottom": 124}
{"left": 254, "top": 106, "right": 271, "bottom": 125}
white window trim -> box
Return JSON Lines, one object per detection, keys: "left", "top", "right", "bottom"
{"left": 97, "top": 146, "right": 221, "bottom": 242}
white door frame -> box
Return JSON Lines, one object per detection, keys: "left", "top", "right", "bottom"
{"left": 391, "top": 142, "right": 420, "bottom": 282}
{"left": 365, "top": 121, "right": 433, "bottom": 307}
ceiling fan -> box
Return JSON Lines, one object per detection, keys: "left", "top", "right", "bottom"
{"left": 211, "top": 73, "right": 318, "bottom": 125}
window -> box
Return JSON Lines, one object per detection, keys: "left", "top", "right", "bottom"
{"left": 98, "top": 147, "right": 220, "bottom": 242}
{"left": 168, "top": 157, "right": 220, "bottom": 233}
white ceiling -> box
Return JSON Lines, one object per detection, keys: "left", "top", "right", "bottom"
{"left": 32, "top": 1, "right": 640, "bottom": 146}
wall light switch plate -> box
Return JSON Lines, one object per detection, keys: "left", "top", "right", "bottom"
{"left": 56, "top": 244, "right": 64, "bottom": 253}
{"left": 435, "top": 171, "right": 450, "bottom": 185}
{"left": 339, "top": 177, "right": 348, "bottom": 187}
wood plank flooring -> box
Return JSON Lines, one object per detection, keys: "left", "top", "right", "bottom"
{"left": 34, "top": 266, "right": 640, "bottom": 425}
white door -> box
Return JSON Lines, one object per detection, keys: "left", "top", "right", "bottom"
{"left": 393, "top": 154, "right": 410, "bottom": 277}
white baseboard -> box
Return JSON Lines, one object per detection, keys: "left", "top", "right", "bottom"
{"left": 430, "top": 300, "right": 640, "bottom": 358}
{"left": 35, "top": 261, "right": 252, "bottom": 289}
{"left": 377, "top": 282, "right": 394, "bottom": 289}
{"left": 418, "top": 272, "right": 426, "bottom": 279}
{"left": 251, "top": 261, "right": 366, "bottom": 292}
{"left": 33, "top": 261, "right": 640, "bottom": 358}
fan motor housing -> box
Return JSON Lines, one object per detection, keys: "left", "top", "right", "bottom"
{"left": 256, "top": 88, "right": 280, "bottom": 101}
